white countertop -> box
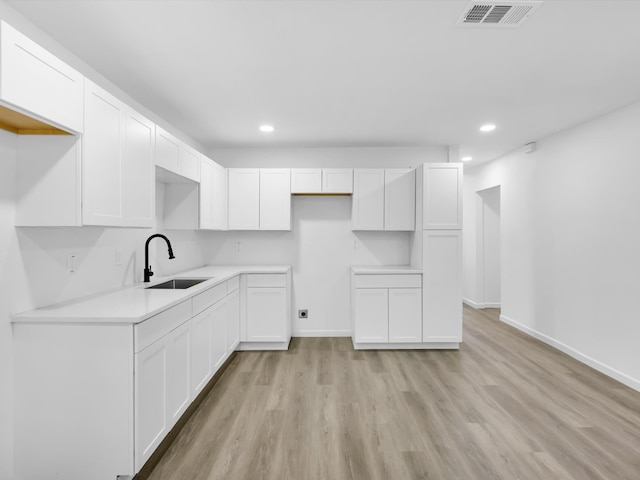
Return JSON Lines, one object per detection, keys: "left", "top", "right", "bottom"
{"left": 12, "top": 265, "right": 290, "bottom": 324}
{"left": 351, "top": 265, "right": 422, "bottom": 274}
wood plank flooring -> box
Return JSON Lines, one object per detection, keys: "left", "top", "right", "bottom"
{"left": 143, "top": 306, "right": 640, "bottom": 480}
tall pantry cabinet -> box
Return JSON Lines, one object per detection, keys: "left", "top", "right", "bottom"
{"left": 412, "top": 163, "right": 463, "bottom": 344}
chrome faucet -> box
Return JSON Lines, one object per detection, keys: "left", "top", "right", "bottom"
{"left": 144, "top": 234, "right": 175, "bottom": 282}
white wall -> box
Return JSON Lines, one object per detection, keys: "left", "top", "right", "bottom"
{"left": 463, "top": 100, "right": 640, "bottom": 391}
{"left": 210, "top": 145, "right": 448, "bottom": 168}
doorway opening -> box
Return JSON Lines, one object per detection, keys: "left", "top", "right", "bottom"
{"left": 476, "top": 186, "right": 501, "bottom": 308}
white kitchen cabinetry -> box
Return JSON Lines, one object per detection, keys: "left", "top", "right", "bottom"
{"left": 13, "top": 276, "right": 243, "bottom": 480}
{"left": 200, "top": 157, "right": 228, "bottom": 230}
{"left": 228, "top": 168, "right": 292, "bottom": 230}
{"left": 0, "top": 20, "right": 83, "bottom": 133}
{"left": 423, "top": 163, "right": 463, "bottom": 230}
{"left": 241, "top": 272, "right": 292, "bottom": 350}
{"left": 354, "top": 288, "right": 389, "bottom": 343}
{"left": 351, "top": 270, "right": 422, "bottom": 349}
{"left": 384, "top": 169, "right": 415, "bottom": 231}
{"left": 260, "top": 169, "right": 291, "bottom": 230}
{"left": 228, "top": 168, "right": 260, "bottom": 230}
{"left": 226, "top": 277, "right": 240, "bottom": 353}
{"left": 291, "top": 168, "right": 353, "bottom": 194}
{"left": 190, "top": 306, "right": 213, "bottom": 395}
{"left": 155, "top": 126, "right": 200, "bottom": 182}
{"left": 352, "top": 169, "right": 415, "bottom": 231}
{"left": 83, "top": 80, "right": 154, "bottom": 227}
{"left": 423, "top": 230, "right": 462, "bottom": 343}
{"left": 352, "top": 169, "right": 385, "bottom": 230}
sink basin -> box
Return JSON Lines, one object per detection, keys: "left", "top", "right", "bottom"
{"left": 146, "top": 278, "right": 210, "bottom": 290}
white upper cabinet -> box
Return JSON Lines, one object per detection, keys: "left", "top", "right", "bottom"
{"left": 83, "top": 80, "right": 154, "bottom": 227}
{"left": 291, "top": 169, "right": 322, "bottom": 193}
{"left": 352, "top": 168, "right": 416, "bottom": 231}
{"left": 155, "top": 126, "right": 180, "bottom": 173}
{"left": 423, "top": 163, "right": 462, "bottom": 230}
{"left": 0, "top": 21, "right": 83, "bottom": 133}
{"left": 82, "top": 81, "right": 124, "bottom": 226}
{"left": 180, "top": 144, "right": 200, "bottom": 183}
{"left": 200, "top": 156, "right": 227, "bottom": 230}
{"left": 352, "top": 169, "right": 385, "bottom": 230}
{"left": 228, "top": 169, "right": 260, "bottom": 230}
{"left": 122, "top": 109, "right": 155, "bottom": 228}
{"left": 323, "top": 169, "right": 353, "bottom": 193}
{"left": 228, "top": 169, "right": 291, "bottom": 231}
{"left": 260, "top": 169, "right": 291, "bottom": 230}
{"left": 291, "top": 168, "right": 353, "bottom": 194}
{"left": 155, "top": 126, "right": 200, "bottom": 183}
{"left": 384, "top": 169, "right": 415, "bottom": 231}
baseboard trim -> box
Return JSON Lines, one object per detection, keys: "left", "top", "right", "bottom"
{"left": 500, "top": 314, "right": 640, "bottom": 392}
{"left": 463, "top": 298, "right": 501, "bottom": 309}
{"left": 292, "top": 329, "right": 351, "bottom": 337}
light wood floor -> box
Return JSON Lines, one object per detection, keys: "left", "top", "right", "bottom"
{"left": 144, "top": 306, "right": 640, "bottom": 480}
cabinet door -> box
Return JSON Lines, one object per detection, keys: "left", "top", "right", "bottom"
{"left": 389, "top": 288, "right": 422, "bottom": 343}
{"left": 226, "top": 288, "right": 240, "bottom": 353}
{"left": 180, "top": 144, "right": 200, "bottom": 182}
{"left": 211, "top": 162, "right": 228, "bottom": 230}
{"left": 82, "top": 81, "right": 124, "bottom": 226}
{"left": 323, "top": 169, "right": 353, "bottom": 193}
{"left": 423, "top": 163, "right": 462, "bottom": 230}
{"left": 423, "top": 230, "right": 462, "bottom": 342}
{"left": 246, "top": 287, "right": 287, "bottom": 342}
{"left": 352, "top": 169, "right": 384, "bottom": 230}
{"left": 155, "top": 126, "right": 180, "bottom": 174}
{"left": 135, "top": 340, "right": 168, "bottom": 472}
{"left": 354, "top": 288, "right": 389, "bottom": 343}
{"left": 210, "top": 298, "right": 228, "bottom": 372}
{"left": 200, "top": 158, "right": 214, "bottom": 229}
{"left": 228, "top": 169, "right": 260, "bottom": 230}
{"left": 291, "top": 169, "right": 322, "bottom": 193}
{"left": 190, "top": 308, "right": 213, "bottom": 395}
{"left": 166, "top": 321, "right": 191, "bottom": 428}
{"left": 260, "top": 169, "right": 291, "bottom": 230}
{"left": 0, "top": 21, "right": 83, "bottom": 133}
{"left": 385, "top": 169, "right": 415, "bottom": 231}
{"left": 123, "top": 108, "right": 154, "bottom": 227}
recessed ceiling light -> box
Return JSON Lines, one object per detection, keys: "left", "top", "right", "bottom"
{"left": 462, "top": 156, "right": 473, "bottom": 162}
{"left": 480, "top": 124, "right": 496, "bottom": 132}
{"left": 259, "top": 125, "right": 274, "bottom": 133}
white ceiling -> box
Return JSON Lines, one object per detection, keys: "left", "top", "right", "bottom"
{"left": 7, "top": 0, "right": 640, "bottom": 164}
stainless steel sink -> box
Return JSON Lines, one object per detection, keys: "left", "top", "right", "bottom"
{"left": 146, "top": 278, "right": 211, "bottom": 290}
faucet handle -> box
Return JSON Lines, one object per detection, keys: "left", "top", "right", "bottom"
{"left": 148, "top": 265, "right": 154, "bottom": 277}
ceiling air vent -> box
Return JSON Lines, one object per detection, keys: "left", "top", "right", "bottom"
{"left": 456, "top": 1, "right": 543, "bottom": 28}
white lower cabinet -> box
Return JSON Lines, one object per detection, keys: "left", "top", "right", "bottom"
{"left": 389, "top": 288, "right": 422, "bottom": 343}
{"left": 166, "top": 321, "right": 191, "bottom": 425}
{"left": 135, "top": 338, "right": 168, "bottom": 472}
{"left": 352, "top": 272, "right": 422, "bottom": 348}
{"left": 211, "top": 297, "right": 228, "bottom": 370}
{"left": 354, "top": 288, "right": 389, "bottom": 343}
{"left": 227, "top": 284, "right": 240, "bottom": 353}
{"left": 190, "top": 306, "right": 213, "bottom": 395}
{"left": 240, "top": 272, "right": 292, "bottom": 350}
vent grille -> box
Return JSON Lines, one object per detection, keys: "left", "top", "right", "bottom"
{"left": 457, "top": 1, "right": 543, "bottom": 27}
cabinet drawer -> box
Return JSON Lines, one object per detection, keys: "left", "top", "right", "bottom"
{"left": 227, "top": 275, "right": 240, "bottom": 293}
{"left": 192, "top": 282, "right": 227, "bottom": 316}
{"left": 247, "top": 274, "right": 286, "bottom": 288}
{"left": 135, "top": 300, "right": 192, "bottom": 353}
{"left": 354, "top": 274, "right": 421, "bottom": 289}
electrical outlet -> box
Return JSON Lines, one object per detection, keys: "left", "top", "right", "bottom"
{"left": 66, "top": 253, "right": 77, "bottom": 273}
{"left": 298, "top": 309, "right": 308, "bottom": 319}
